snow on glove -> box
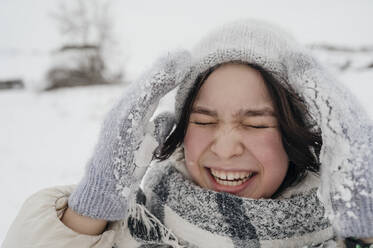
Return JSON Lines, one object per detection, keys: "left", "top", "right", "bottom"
{"left": 284, "top": 51, "right": 373, "bottom": 238}
{"left": 68, "top": 50, "right": 191, "bottom": 221}
{"left": 323, "top": 120, "right": 373, "bottom": 239}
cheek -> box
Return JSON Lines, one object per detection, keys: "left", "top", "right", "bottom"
{"left": 183, "top": 126, "right": 216, "bottom": 186}
{"left": 184, "top": 126, "right": 212, "bottom": 167}
{"left": 242, "top": 130, "right": 288, "bottom": 198}
{"left": 243, "top": 130, "right": 288, "bottom": 173}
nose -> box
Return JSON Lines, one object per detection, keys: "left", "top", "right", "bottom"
{"left": 210, "top": 126, "right": 244, "bottom": 159}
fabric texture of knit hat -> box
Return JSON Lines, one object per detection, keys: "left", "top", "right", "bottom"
{"left": 174, "top": 19, "right": 301, "bottom": 121}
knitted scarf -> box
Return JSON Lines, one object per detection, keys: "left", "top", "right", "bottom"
{"left": 122, "top": 158, "right": 335, "bottom": 248}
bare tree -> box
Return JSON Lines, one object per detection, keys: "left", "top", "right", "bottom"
{"left": 52, "top": 0, "right": 114, "bottom": 47}
{"left": 47, "top": 0, "right": 122, "bottom": 90}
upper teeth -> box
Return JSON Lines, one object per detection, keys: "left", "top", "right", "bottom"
{"left": 210, "top": 168, "right": 253, "bottom": 181}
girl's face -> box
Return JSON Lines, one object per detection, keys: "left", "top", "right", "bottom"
{"left": 183, "top": 64, "right": 289, "bottom": 199}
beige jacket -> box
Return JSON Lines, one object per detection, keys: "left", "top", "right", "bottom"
{"left": 2, "top": 185, "right": 123, "bottom": 248}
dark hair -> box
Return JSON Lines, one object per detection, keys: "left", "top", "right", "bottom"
{"left": 154, "top": 62, "right": 322, "bottom": 197}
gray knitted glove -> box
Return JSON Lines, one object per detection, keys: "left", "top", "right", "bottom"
{"left": 68, "top": 50, "right": 191, "bottom": 221}
{"left": 273, "top": 44, "right": 373, "bottom": 238}
{"left": 298, "top": 58, "right": 373, "bottom": 238}
{"left": 324, "top": 121, "right": 373, "bottom": 238}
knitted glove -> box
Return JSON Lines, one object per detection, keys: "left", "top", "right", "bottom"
{"left": 68, "top": 51, "right": 191, "bottom": 221}
{"left": 300, "top": 60, "right": 373, "bottom": 238}
{"left": 273, "top": 45, "right": 373, "bottom": 238}
{"left": 324, "top": 121, "right": 373, "bottom": 239}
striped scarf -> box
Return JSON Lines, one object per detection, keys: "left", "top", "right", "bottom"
{"left": 120, "top": 158, "right": 335, "bottom": 248}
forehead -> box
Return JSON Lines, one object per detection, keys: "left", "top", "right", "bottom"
{"left": 194, "top": 64, "right": 274, "bottom": 110}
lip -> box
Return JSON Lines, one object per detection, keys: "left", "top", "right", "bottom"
{"left": 205, "top": 167, "right": 257, "bottom": 195}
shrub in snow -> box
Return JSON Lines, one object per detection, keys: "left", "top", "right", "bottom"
{"left": 0, "top": 79, "right": 24, "bottom": 90}
{"left": 45, "top": 44, "right": 122, "bottom": 90}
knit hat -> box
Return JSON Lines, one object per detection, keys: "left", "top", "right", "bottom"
{"left": 175, "top": 19, "right": 301, "bottom": 121}
{"left": 174, "top": 19, "right": 373, "bottom": 238}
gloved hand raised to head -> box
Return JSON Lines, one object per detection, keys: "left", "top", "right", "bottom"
{"left": 68, "top": 50, "right": 192, "bottom": 221}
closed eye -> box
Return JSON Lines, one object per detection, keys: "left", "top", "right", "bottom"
{"left": 191, "top": 121, "right": 217, "bottom": 126}
{"left": 244, "top": 125, "right": 272, "bottom": 129}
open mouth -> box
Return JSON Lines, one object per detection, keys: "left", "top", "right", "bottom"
{"left": 209, "top": 168, "right": 256, "bottom": 187}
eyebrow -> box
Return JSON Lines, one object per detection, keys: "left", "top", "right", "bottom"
{"left": 237, "top": 108, "right": 276, "bottom": 117}
{"left": 191, "top": 106, "right": 276, "bottom": 118}
{"left": 191, "top": 106, "right": 218, "bottom": 117}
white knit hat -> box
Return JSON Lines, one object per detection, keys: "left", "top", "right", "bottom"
{"left": 174, "top": 19, "right": 302, "bottom": 121}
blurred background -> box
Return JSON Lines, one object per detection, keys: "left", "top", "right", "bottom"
{"left": 1, "top": 0, "right": 373, "bottom": 242}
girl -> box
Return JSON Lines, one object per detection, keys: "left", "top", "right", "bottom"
{"left": 3, "top": 20, "right": 373, "bottom": 248}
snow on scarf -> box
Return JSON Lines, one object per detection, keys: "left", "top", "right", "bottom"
{"left": 115, "top": 157, "right": 334, "bottom": 248}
